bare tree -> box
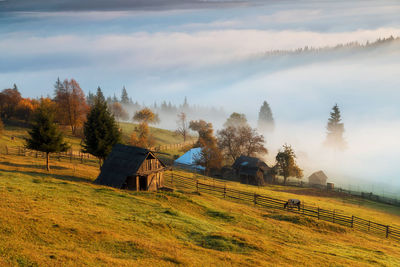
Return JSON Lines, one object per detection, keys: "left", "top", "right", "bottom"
{"left": 176, "top": 112, "right": 189, "bottom": 142}
{"left": 54, "top": 78, "right": 88, "bottom": 135}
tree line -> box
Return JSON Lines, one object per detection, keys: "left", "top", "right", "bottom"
{"left": 175, "top": 100, "right": 346, "bottom": 185}
{"left": 1, "top": 79, "right": 347, "bottom": 184}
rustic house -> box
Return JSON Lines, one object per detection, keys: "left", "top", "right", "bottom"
{"left": 232, "top": 155, "right": 270, "bottom": 185}
{"left": 95, "top": 144, "right": 166, "bottom": 191}
{"left": 308, "top": 170, "right": 328, "bottom": 187}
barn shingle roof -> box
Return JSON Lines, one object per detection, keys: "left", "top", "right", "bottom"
{"left": 94, "top": 144, "right": 163, "bottom": 188}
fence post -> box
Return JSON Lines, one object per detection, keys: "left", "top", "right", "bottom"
{"left": 368, "top": 221, "right": 370, "bottom": 231}
{"left": 333, "top": 210, "right": 335, "bottom": 223}
{"left": 386, "top": 225, "right": 389, "bottom": 238}
{"left": 351, "top": 216, "right": 354, "bottom": 228}
{"left": 224, "top": 185, "right": 226, "bottom": 198}
{"left": 317, "top": 207, "right": 320, "bottom": 220}
{"left": 196, "top": 180, "right": 199, "bottom": 193}
{"left": 253, "top": 194, "right": 257, "bottom": 206}
{"left": 5, "top": 145, "right": 8, "bottom": 155}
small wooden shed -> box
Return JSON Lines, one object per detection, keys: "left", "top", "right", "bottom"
{"left": 308, "top": 170, "right": 328, "bottom": 187}
{"left": 95, "top": 144, "right": 166, "bottom": 191}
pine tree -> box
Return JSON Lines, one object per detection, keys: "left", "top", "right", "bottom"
{"left": 121, "top": 86, "right": 129, "bottom": 104}
{"left": 182, "top": 96, "right": 189, "bottom": 111}
{"left": 25, "top": 100, "right": 69, "bottom": 171}
{"left": 86, "top": 91, "right": 95, "bottom": 106}
{"left": 82, "top": 87, "right": 121, "bottom": 167}
{"left": 54, "top": 78, "right": 63, "bottom": 96}
{"left": 325, "top": 104, "right": 346, "bottom": 150}
{"left": 112, "top": 93, "right": 119, "bottom": 103}
{"left": 257, "top": 101, "right": 274, "bottom": 133}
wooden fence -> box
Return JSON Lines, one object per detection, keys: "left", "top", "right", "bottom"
{"left": 2, "top": 145, "right": 95, "bottom": 163}
{"left": 150, "top": 140, "right": 196, "bottom": 151}
{"left": 164, "top": 171, "right": 400, "bottom": 242}
{"left": 270, "top": 179, "right": 400, "bottom": 207}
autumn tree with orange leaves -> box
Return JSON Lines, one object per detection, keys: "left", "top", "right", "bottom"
{"left": 130, "top": 108, "right": 159, "bottom": 148}
{"left": 54, "top": 78, "right": 88, "bottom": 135}
{"left": 15, "top": 98, "right": 39, "bottom": 122}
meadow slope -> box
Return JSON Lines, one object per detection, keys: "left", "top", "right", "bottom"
{"left": 0, "top": 122, "right": 191, "bottom": 151}
{"left": 0, "top": 154, "right": 399, "bottom": 266}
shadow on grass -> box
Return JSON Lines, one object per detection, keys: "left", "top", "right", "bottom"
{"left": 0, "top": 168, "right": 92, "bottom": 184}
{"left": 0, "top": 161, "right": 69, "bottom": 170}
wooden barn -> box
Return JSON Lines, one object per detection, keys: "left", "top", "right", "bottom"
{"left": 308, "top": 170, "right": 328, "bottom": 187}
{"left": 232, "top": 155, "right": 270, "bottom": 186}
{"left": 95, "top": 144, "right": 166, "bottom": 191}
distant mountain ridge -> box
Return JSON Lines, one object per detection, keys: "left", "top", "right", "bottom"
{"left": 260, "top": 36, "right": 400, "bottom": 58}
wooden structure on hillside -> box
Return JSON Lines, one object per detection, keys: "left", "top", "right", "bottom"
{"left": 232, "top": 155, "right": 271, "bottom": 185}
{"left": 95, "top": 144, "right": 166, "bottom": 191}
{"left": 308, "top": 170, "right": 328, "bottom": 187}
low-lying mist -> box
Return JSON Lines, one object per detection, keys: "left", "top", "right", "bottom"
{"left": 111, "top": 39, "right": 400, "bottom": 197}
{"left": 259, "top": 120, "right": 400, "bottom": 198}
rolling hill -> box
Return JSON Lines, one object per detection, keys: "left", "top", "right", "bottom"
{"left": 0, "top": 153, "right": 399, "bottom": 266}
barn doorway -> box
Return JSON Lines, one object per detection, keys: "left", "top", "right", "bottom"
{"left": 139, "top": 176, "right": 147, "bottom": 191}
{"left": 124, "top": 176, "right": 137, "bottom": 190}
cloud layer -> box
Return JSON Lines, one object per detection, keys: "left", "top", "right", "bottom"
{"left": 0, "top": 0, "right": 252, "bottom": 12}
{"left": 1, "top": 0, "right": 400, "bottom": 193}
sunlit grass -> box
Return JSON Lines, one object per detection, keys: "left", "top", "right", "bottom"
{"left": 0, "top": 154, "right": 399, "bottom": 266}
{"left": 174, "top": 170, "right": 400, "bottom": 226}
{"left": 119, "top": 122, "right": 195, "bottom": 146}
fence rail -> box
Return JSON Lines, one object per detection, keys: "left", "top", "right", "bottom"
{"left": 2, "top": 145, "right": 96, "bottom": 163}
{"left": 150, "top": 140, "right": 196, "bottom": 152}
{"left": 165, "top": 171, "right": 400, "bottom": 242}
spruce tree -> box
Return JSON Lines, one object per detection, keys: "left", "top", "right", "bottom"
{"left": 25, "top": 100, "right": 69, "bottom": 171}
{"left": 325, "top": 104, "right": 346, "bottom": 150}
{"left": 121, "top": 86, "right": 129, "bottom": 104}
{"left": 257, "top": 101, "right": 274, "bottom": 133}
{"left": 82, "top": 87, "right": 121, "bottom": 167}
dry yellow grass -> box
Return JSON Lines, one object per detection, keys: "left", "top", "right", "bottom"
{"left": 180, "top": 170, "right": 400, "bottom": 227}
{"left": 0, "top": 154, "right": 399, "bottom": 266}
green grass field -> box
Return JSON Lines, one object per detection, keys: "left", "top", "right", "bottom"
{"left": 0, "top": 154, "right": 400, "bottom": 266}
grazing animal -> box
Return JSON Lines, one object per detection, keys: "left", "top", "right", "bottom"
{"left": 284, "top": 199, "right": 301, "bottom": 211}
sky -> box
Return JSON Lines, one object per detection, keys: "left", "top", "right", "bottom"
{"left": 1, "top": 0, "right": 400, "bottom": 194}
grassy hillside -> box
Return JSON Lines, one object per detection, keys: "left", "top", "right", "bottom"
{"left": 0, "top": 122, "right": 192, "bottom": 152}
{"left": 178, "top": 170, "right": 400, "bottom": 226}
{"left": 119, "top": 122, "right": 195, "bottom": 147}
{"left": 0, "top": 154, "right": 400, "bottom": 266}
